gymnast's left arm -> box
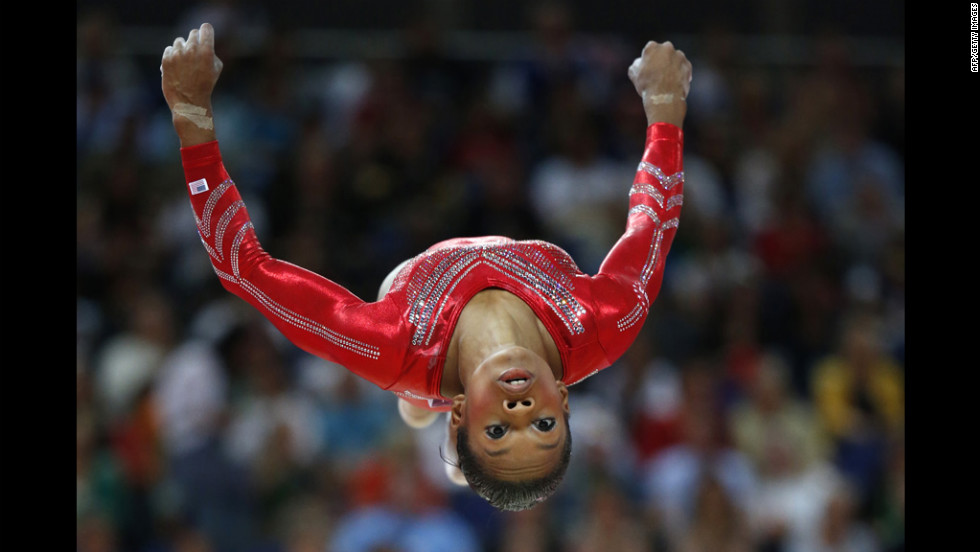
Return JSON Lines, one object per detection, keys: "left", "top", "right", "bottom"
{"left": 589, "top": 40, "right": 691, "bottom": 364}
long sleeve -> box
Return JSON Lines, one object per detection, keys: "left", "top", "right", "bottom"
{"left": 590, "top": 122, "right": 684, "bottom": 365}
{"left": 180, "top": 141, "right": 406, "bottom": 389}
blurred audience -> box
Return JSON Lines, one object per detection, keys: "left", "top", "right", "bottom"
{"left": 809, "top": 483, "right": 881, "bottom": 552}
{"left": 564, "top": 481, "right": 652, "bottom": 552}
{"left": 77, "top": 2, "right": 903, "bottom": 550}
{"left": 730, "top": 352, "right": 828, "bottom": 476}
{"left": 330, "top": 437, "right": 480, "bottom": 552}
{"left": 619, "top": 333, "right": 686, "bottom": 464}
{"left": 677, "top": 474, "right": 755, "bottom": 552}
{"left": 640, "top": 359, "right": 758, "bottom": 549}
{"left": 528, "top": 106, "right": 635, "bottom": 273}
{"left": 731, "top": 353, "right": 841, "bottom": 552}
{"left": 811, "top": 309, "right": 904, "bottom": 520}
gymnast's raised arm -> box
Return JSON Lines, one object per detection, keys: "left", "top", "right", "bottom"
{"left": 160, "top": 23, "right": 408, "bottom": 387}
{"left": 589, "top": 41, "right": 691, "bottom": 364}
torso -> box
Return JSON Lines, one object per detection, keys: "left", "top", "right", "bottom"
{"left": 382, "top": 235, "right": 609, "bottom": 410}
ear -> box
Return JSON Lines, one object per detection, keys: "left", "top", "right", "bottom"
{"left": 444, "top": 412, "right": 458, "bottom": 450}
{"left": 556, "top": 381, "right": 570, "bottom": 414}
{"left": 449, "top": 394, "right": 465, "bottom": 430}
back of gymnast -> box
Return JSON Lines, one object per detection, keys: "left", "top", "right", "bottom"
{"left": 160, "top": 22, "right": 692, "bottom": 511}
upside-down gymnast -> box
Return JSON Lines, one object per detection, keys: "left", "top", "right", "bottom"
{"left": 160, "top": 22, "right": 692, "bottom": 511}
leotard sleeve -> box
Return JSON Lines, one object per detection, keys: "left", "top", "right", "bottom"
{"left": 589, "top": 122, "right": 684, "bottom": 364}
{"left": 180, "top": 141, "right": 406, "bottom": 388}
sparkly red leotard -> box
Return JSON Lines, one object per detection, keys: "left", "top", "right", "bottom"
{"left": 180, "top": 123, "right": 684, "bottom": 411}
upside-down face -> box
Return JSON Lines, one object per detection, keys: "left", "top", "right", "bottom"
{"left": 451, "top": 345, "right": 570, "bottom": 480}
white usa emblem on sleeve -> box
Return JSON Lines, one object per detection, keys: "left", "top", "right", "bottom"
{"left": 189, "top": 178, "right": 209, "bottom": 195}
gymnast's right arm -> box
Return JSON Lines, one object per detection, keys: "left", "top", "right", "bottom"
{"left": 161, "top": 23, "right": 406, "bottom": 386}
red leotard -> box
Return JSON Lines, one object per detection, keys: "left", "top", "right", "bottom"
{"left": 180, "top": 123, "right": 684, "bottom": 411}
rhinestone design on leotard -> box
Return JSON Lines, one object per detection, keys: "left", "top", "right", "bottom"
{"left": 630, "top": 182, "right": 684, "bottom": 211}
{"left": 403, "top": 239, "right": 587, "bottom": 346}
{"left": 638, "top": 162, "right": 684, "bottom": 189}
{"left": 616, "top": 163, "right": 684, "bottom": 332}
{"left": 194, "top": 179, "right": 234, "bottom": 238}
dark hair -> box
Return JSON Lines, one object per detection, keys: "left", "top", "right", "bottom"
{"left": 454, "top": 412, "right": 572, "bottom": 511}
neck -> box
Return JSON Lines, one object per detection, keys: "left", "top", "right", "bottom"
{"left": 442, "top": 289, "right": 562, "bottom": 396}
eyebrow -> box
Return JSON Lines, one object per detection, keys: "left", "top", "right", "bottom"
{"left": 484, "top": 440, "right": 560, "bottom": 457}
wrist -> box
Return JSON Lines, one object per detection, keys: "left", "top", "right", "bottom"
{"left": 642, "top": 94, "right": 686, "bottom": 128}
{"left": 172, "top": 112, "right": 217, "bottom": 148}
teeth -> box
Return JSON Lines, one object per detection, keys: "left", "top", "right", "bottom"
{"left": 506, "top": 378, "right": 527, "bottom": 384}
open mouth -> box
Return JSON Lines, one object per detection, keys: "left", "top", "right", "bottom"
{"left": 498, "top": 368, "right": 534, "bottom": 393}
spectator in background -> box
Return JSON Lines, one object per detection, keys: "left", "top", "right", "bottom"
{"left": 154, "top": 340, "right": 229, "bottom": 469}
{"left": 875, "top": 438, "right": 905, "bottom": 552}
{"left": 93, "top": 282, "right": 177, "bottom": 427}
{"left": 682, "top": 22, "right": 736, "bottom": 134}
{"left": 171, "top": 527, "right": 217, "bottom": 552}
{"left": 565, "top": 481, "right": 652, "bottom": 552}
{"left": 241, "top": 492, "right": 336, "bottom": 552}
{"left": 799, "top": 34, "right": 904, "bottom": 267}
{"left": 222, "top": 317, "right": 324, "bottom": 537}
{"left": 153, "top": 335, "right": 256, "bottom": 552}
{"left": 297, "top": 357, "right": 400, "bottom": 463}
{"left": 263, "top": 109, "right": 341, "bottom": 282}
{"left": 494, "top": 503, "right": 561, "bottom": 552}
{"left": 808, "top": 483, "right": 880, "bottom": 552}
{"left": 89, "top": 288, "right": 176, "bottom": 548}
{"left": 617, "top": 333, "right": 685, "bottom": 463}
{"left": 729, "top": 68, "right": 781, "bottom": 240}
{"left": 677, "top": 474, "right": 754, "bottom": 552}
{"left": 811, "top": 310, "right": 903, "bottom": 502}
{"left": 77, "top": 510, "right": 121, "bottom": 552}
{"left": 731, "top": 353, "right": 842, "bottom": 552}
{"left": 321, "top": 52, "right": 469, "bottom": 293}
{"left": 751, "top": 183, "right": 829, "bottom": 287}
{"left": 641, "top": 359, "right": 757, "bottom": 549}
{"left": 77, "top": 7, "right": 145, "bottom": 162}
{"left": 141, "top": 523, "right": 219, "bottom": 552}
{"left": 750, "top": 181, "right": 838, "bottom": 397}
{"left": 527, "top": 106, "right": 636, "bottom": 273}
{"left": 77, "top": 396, "right": 129, "bottom": 540}
{"left": 487, "top": 0, "right": 613, "bottom": 155}
{"left": 449, "top": 99, "right": 544, "bottom": 241}
{"left": 675, "top": 22, "right": 738, "bottom": 240}
{"left": 330, "top": 437, "right": 480, "bottom": 552}
{"left": 730, "top": 352, "right": 828, "bottom": 477}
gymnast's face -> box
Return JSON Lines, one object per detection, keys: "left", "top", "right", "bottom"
{"left": 451, "top": 346, "right": 570, "bottom": 480}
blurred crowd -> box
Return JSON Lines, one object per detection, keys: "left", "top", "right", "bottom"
{"left": 77, "top": 2, "right": 904, "bottom": 551}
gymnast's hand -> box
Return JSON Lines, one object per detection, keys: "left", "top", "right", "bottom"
{"left": 161, "top": 22, "right": 223, "bottom": 147}
{"left": 628, "top": 40, "right": 692, "bottom": 128}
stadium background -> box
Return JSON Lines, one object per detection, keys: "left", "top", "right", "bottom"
{"left": 76, "top": 1, "right": 905, "bottom": 551}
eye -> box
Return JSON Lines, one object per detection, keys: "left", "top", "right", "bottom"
{"left": 485, "top": 425, "right": 507, "bottom": 439}
{"left": 534, "top": 417, "right": 557, "bottom": 432}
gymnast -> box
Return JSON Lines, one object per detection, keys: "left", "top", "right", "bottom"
{"left": 160, "top": 22, "right": 691, "bottom": 511}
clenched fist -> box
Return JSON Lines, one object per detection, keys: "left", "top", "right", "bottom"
{"left": 627, "top": 41, "right": 693, "bottom": 128}
{"left": 161, "top": 23, "right": 224, "bottom": 146}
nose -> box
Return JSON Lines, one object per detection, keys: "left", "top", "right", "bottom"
{"left": 504, "top": 398, "right": 534, "bottom": 412}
